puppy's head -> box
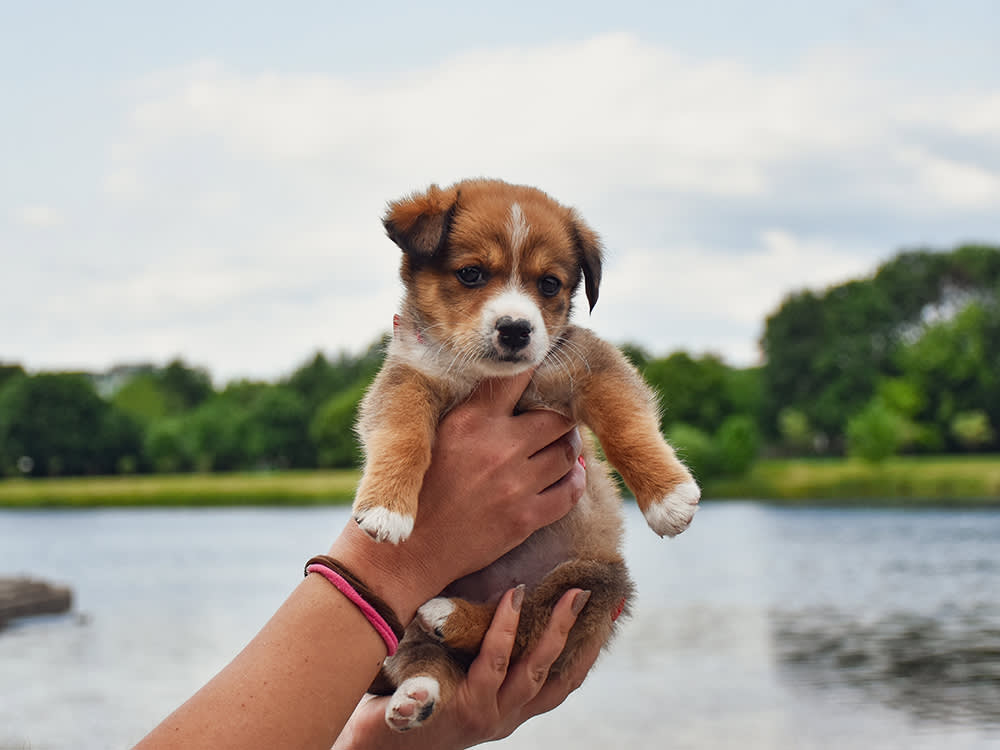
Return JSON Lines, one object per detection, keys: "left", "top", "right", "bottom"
{"left": 384, "top": 179, "right": 603, "bottom": 377}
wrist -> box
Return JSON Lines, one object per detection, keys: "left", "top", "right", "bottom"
{"left": 326, "top": 521, "right": 445, "bottom": 625}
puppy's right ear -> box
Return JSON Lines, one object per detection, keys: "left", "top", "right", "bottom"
{"left": 383, "top": 184, "right": 460, "bottom": 258}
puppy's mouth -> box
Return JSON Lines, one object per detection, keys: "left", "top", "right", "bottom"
{"left": 488, "top": 350, "right": 532, "bottom": 364}
{"left": 474, "top": 349, "right": 536, "bottom": 377}
{"left": 480, "top": 343, "right": 533, "bottom": 365}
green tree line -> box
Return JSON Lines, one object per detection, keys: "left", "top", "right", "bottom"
{"left": 1, "top": 244, "right": 997, "bottom": 481}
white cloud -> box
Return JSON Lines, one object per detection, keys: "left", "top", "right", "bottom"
{"left": 895, "top": 147, "right": 1000, "bottom": 209}
{"left": 592, "top": 229, "right": 876, "bottom": 365}
{"left": 110, "top": 33, "right": 1000, "bottom": 218}
{"left": 111, "top": 35, "right": 891, "bottom": 200}
{"left": 13, "top": 204, "right": 63, "bottom": 228}
{"left": 8, "top": 32, "right": 998, "bottom": 378}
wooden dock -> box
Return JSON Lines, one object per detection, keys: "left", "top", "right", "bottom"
{"left": 0, "top": 577, "right": 72, "bottom": 626}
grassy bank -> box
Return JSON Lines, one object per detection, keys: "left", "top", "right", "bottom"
{"left": 3, "top": 455, "right": 1000, "bottom": 508}
{"left": 704, "top": 454, "right": 1000, "bottom": 506}
{"left": 0, "top": 470, "right": 360, "bottom": 508}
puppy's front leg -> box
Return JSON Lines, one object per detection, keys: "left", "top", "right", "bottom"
{"left": 353, "top": 369, "right": 444, "bottom": 544}
{"left": 580, "top": 365, "right": 700, "bottom": 538}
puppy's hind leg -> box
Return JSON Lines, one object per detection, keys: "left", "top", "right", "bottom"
{"left": 518, "top": 558, "right": 635, "bottom": 676}
{"left": 415, "top": 596, "right": 497, "bottom": 653}
{"left": 417, "top": 560, "right": 635, "bottom": 675}
{"left": 381, "top": 639, "right": 466, "bottom": 732}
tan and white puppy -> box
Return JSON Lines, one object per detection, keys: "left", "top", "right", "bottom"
{"left": 353, "top": 179, "right": 700, "bottom": 732}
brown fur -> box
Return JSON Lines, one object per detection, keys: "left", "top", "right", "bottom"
{"left": 353, "top": 179, "right": 700, "bottom": 731}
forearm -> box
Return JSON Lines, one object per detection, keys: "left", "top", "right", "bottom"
{"left": 133, "top": 374, "right": 585, "bottom": 749}
{"left": 134, "top": 573, "right": 389, "bottom": 750}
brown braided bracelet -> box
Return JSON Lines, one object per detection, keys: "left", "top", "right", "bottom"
{"left": 304, "top": 555, "right": 406, "bottom": 644}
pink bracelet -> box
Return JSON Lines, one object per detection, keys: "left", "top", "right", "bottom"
{"left": 306, "top": 563, "right": 400, "bottom": 656}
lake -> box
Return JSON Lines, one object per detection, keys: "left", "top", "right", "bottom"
{"left": 1, "top": 503, "right": 999, "bottom": 749}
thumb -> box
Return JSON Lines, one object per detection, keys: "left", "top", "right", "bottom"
{"left": 465, "top": 368, "right": 535, "bottom": 416}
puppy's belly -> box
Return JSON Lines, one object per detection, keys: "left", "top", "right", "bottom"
{"left": 442, "top": 523, "right": 573, "bottom": 603}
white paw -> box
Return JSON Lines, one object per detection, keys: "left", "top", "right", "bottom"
{"left": 353, "top": 506, "right": 415, "bottom": 544}
{"left": 385, "top": 676, "right": 440, "bottom": 732}
{"left": 416, "top": 598, "right": 455, "bottom": 640}
{"left": 643, "top": 480, "right": 700, "bottom": 538}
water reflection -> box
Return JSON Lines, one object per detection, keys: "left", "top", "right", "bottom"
{"left": 772, "top": 606, "right": 1000, "bottom": 725}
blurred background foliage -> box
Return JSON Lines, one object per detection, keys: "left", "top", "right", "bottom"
{"left": 1, "top": 244, "right": 998, "bottom": 483}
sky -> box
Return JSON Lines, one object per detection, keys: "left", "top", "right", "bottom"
{"left": 3, "top": 1, "right": 999, "bottom": 382}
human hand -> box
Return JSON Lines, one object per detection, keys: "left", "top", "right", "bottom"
{"left": 330, "top": 369, "right": 586, "bottom": 621}
{"left": 333, "top": 586, "right": 602, "bottom": 750}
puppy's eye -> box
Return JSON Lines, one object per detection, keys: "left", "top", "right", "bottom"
{"left": 456, "top": 266, "right": 488, "bottom": 287}
{"left": 539, "top": 275, "right": 562, "bottom": 297}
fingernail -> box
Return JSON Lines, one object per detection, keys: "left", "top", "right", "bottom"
{"left": 611, "top": 596, "right": 627, "bottom": 622}
{"left": 571, "top": 590, "right": 591, "bottom": 617}
{"left": 578, "top": 455, "right": 586, "bottom": 469}
{"left": 511, "top": 584, "right": 526, "bottom": 612}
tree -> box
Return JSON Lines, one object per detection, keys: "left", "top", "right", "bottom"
{"left": 723, "top": 366, "right": 763, "bottom": 420}
{"left": 0, "top": 373, "right": 141, "bottom": 476}
{"left": 950, "top": 411, "right": 995, "bottom": 451}
{"left": 845, "top": 399, "right": 908, "bottom": 463}
{"left": 244, "top": 387, "right": 313, "bottom": 469}
{"left": 181, "top": 398, "right": 250, "bottom": 472}
{"left": 286, "top": 353, "right": 344, "bottom": 413}
{"left": 144, "top": 417, "right": 195, "bottom": 473}
{"left": 714, "top": 415, "right": 760, "bottom": 476}
{"left": 310, "top": 381, "right": 368, "bottom": 468}
{"left": 666, "top": 423, "right": 717, "bottom": 483}
{"left": 666, "top": 416, "right": 759, "bottom": 483}
{"left": 762, "top": 281, "right": 894, "bottom": 443}
{"left": 642, "top": 352, "right": 732, "bottom": 434}
{"left": 285, "top": 338, "right": 387, "bottom": 413}
{"left": 778, "top": 408, "right": 815, "bottom": 454}
{"left": 895, "top": 299, "right": 1000, "bottom": 451}
{"left": 761, "top": 244, "right": 1000, "bottom": 451}
{"left": 759, "top": 289, "right": 827, "bottom": 438}
{"left": 0, "top": 363, "right": 25, "bottom": 391}
{"left": 111, "top": 373, "right": 170, "bottom": 425}
{"left": 157, "top": 359, "right": 214, "bottom": 413}
{"left": 99, "top": 409, "right": 145, "bottom": 474}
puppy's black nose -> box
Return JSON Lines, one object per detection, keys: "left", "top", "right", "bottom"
{"left": 496, "top": 317, "right": 532, "bottom": 351}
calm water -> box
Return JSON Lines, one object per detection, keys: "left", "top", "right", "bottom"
{"left": 1, "top": 503, "right": 999, "bottom": 749}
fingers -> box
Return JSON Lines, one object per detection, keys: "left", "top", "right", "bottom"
{"left": 465, "top": 585, "right": 525, "bottom": 704}
{"left": 536, "top": 440, "right": 586, "bottom": 507}
{"left": 520, "top": 626, "right": 602, "bottom": 718}
{"left": 524, "top": 425, "right": 583, "bottom": 488}
{"left": 465, "top": 369, "right": 536, "bottom": 416}
{"left": 460, "top": 369, "right": 579, "bottom": 461}
{"left": 439, "top": 587, "right": 598, "bottom": 747}
{"left": 530, "top": 423, "right": 582, "bottom": 463}
{"left": 496, "top": 588, "right": 589, "bottom": 717}
{"left": 495, "top": 428, "right": 583, "bottom": 536}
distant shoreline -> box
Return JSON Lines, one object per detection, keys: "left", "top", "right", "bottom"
{"left": 0, "top": 470, "right": 359, "bottom": 508}
{"left": 704, "top": 454, "right": 1000, "bottom": 506}
{"left": 1, "top": 456, "right": 999, "bottom": 508}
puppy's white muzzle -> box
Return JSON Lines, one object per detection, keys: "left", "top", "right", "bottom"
{"left": 480, "top": 287, "right": 549, "bottom": 373}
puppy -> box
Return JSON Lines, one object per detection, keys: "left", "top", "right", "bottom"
{"left": 352, "top": 178, "right": 700, "bottom": 731}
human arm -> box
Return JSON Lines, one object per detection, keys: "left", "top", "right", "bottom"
{"left": 133, "top": 369, "right": 586, "bottom": 750}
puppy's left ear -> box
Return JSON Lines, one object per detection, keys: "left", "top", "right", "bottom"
{"left": 569, "top": 210, "right": 604, "bottom": 312}
{"left": 383, "top": 184, "right": 460, "bottom": 259}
